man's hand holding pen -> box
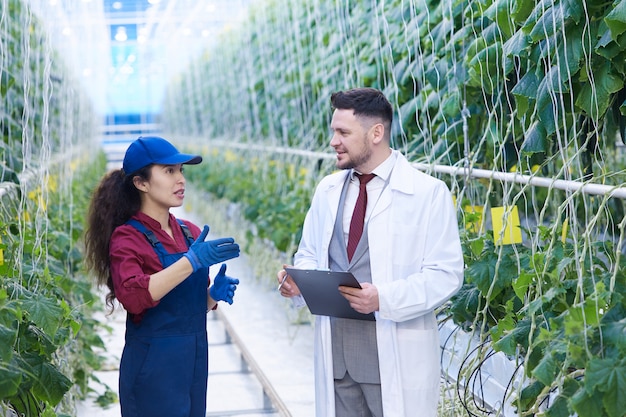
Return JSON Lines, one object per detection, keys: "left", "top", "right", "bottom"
{"left": 277, "top": 264, "right": 301, "bottom": 297}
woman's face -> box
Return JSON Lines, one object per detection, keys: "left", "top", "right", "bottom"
{"left": 134, "top": 164, "right": 186, "bottom": 211}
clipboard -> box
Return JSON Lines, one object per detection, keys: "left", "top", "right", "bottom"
{"left": 285, "top": 267, "right": 375, "bottom": 321}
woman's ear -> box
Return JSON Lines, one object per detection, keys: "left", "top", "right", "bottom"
{"left": 132, "top": 175, "right": 148, "bottom": 192}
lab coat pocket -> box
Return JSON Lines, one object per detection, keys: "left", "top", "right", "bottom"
{"left": 396, "top": 327, "right": 440, "bottom": 390}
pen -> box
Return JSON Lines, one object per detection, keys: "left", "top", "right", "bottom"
{"left": 277, "top": 273, "right": 288, "bottom": 291}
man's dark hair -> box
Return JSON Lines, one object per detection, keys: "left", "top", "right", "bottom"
{"left": 330, "top": 88, "right": 393, "bottom": 126}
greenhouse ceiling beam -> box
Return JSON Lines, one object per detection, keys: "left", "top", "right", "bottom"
{"left": 206, "top": 140, "right": 626, "bottom": 200}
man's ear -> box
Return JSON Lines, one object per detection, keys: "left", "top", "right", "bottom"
{"left": 371, "top": 122, "right": 385, "bottom": 144}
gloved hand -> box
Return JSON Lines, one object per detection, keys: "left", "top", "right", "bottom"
{"left": 183, "top": 225, "right": 240, "bottom": 272}
{"left": 209, "top": 264, "right": 239, "bottom": 304}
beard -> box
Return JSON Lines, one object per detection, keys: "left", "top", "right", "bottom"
{"left": 336, "top": 137, "right": 372, "bottom": 170}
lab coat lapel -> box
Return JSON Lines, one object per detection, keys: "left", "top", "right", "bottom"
{"left": 323, "top": 170, "right": 349, "bottom": 223}
{"left": 370, "top": 152, "right": 414, "bottom": 220}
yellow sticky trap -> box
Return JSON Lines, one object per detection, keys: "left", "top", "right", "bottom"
{"left": 464, "top": 205, "right": 485, "bottom": 233}
{"left": 562, "top": 218, "right": 568, "bottom": 243}
{"left": 491, "top": 206, "right": 522, "bottom": 245}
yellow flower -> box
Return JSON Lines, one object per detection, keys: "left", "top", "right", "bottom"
{"left": 27, "top": 188, "right": 47, "bottom": 212}
{"left": 28, "top": 188, "right": 39, "bottom": 202}
{"left": 46, "top": 174, "right": 58, "bottom": 193}
{"left": 224, "top": 149, "right": 239, "bottom": 163}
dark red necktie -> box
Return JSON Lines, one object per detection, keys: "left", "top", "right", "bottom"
{"left": 347, "top": 173, "right": 376, "bottom": 262}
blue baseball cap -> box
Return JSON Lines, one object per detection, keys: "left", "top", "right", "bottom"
{"left": 122, "top": 136, "right": 202, "bottom": 175}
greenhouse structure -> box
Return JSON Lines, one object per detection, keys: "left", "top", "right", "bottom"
{"left": 2, "top": 0, "right": 626, "bottom": 416}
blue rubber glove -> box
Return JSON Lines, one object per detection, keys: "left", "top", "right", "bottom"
{"left": 183, "top": 225, "right": 240, "bottom": 272}
{"left": 209, "top": 264, "right": 239, "bottom": 304}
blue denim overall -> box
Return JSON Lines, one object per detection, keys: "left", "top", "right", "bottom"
{"left": 119, "top": 219, "right": 208, "bottom": 417}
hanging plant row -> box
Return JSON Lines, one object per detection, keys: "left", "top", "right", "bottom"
{"left": 1, "top": 0, "right": 105, "bottom": 415}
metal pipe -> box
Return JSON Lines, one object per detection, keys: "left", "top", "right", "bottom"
{"left": 414, "top": 163, "right": 626, "bottom": 199}
{"left": 203, "top": 139, "right": 626, "bottom": 200}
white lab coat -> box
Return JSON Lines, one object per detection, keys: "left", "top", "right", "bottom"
{"left": 293, "top": 151, "right": 464, "bottom": 417}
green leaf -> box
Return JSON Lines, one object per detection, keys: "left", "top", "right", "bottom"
{"left": 466, "top": 257, "right": 504, "bottom": 299}
{"left": 605, "top": 0, "right": 626, "bottom": 40}
{"left": 484, "top": 0, "right": 515, "bottom": 38}
{"left": 544, "top": 394, "right": 571, "bottom": 417}
{"left": 512, "top": 70, "right": 540, "bottom": 116}
{"left": 533, "top": 351, "right": 559, "bottom": 386}
{"left": 571, "top": 386, "right": 605, "bottom": 417}
{"left": 545, "top": 377, "right": 579, "bottom": 417}
{"left": 601, "top": 317, "right": 626, "bottom": 353}
{"left": 536, "top": 66, "right": 569, "bottom": 124}
{"left": 529, "top": 4, "right": 563, "bottom": 42}
{"left": 518, "top": 380, "right": 545, "bottom": 413}
{"left": 558, "top": 22, "right": 584, "bottom": 75}
{"left": 562, "top": 0, "right": 585, "bottom": 23}
{"left": 512, "top": 0, "right": 535, "bottom": 23}
{"left": 576, "top": 59, "right": 624, "bottom": 120}
{"left": 490, "top": 299, "right": 516, "bottom": 341}
{"left": 503, "top": 29, "right": 531, "bottom": 57}
{"left": 493, "top": 318, "right": 531, "bottom": 355}
{"left": 586, "top": 357, "right": 626, "bottom": 417}
{"left": 450, "top": 284, "right": 482, "bottom": 325}
{"left": 31, "top": 362, "right": 73, "bottom": 406}
{"left": 469, "top": 238, "right": 485, "bottom": 257}
{"left": 0, "top": 301, "right": 18, "bottom": 362}
{"left": 513, "top": 272, "right": 532, "bottom": 301}
{"left": 0, "top": 322, "right": 16, "bottom": 362}
{"left": 0, "top": 360, "right": 22, "bottom": 399}
{"left": 520, "top": 121, "right": 548, "bottom": 154}
{"left": 21, "top": 293, "right": 63, "bottom": 338}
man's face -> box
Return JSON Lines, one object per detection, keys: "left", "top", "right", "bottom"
{"left": 329, "top": 108, "right": 373, "bottom": 171}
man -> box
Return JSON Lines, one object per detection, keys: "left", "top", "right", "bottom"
{"left": 278, "top": 87, "right": 464, "bottom": 416}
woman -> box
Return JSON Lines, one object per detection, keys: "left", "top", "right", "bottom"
{"left": 84, "top": 136, "right": 241, "bottom": 417}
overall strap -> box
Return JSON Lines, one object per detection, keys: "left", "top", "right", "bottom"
{"left": 126, "top": 219, "right": 168, "bottom": 266}
{"left": 125, "top": 219, "right": 186, "bottom": 266}
{"left": 176, "top": 219, "right": 195, "bottom": 248}
{"left": 126, "top": 218, "right": 195, "bottom": 258}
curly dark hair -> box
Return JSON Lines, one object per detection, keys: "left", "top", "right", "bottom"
{"left": 84, "top": 166, "right": 151, "bottom": 309}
